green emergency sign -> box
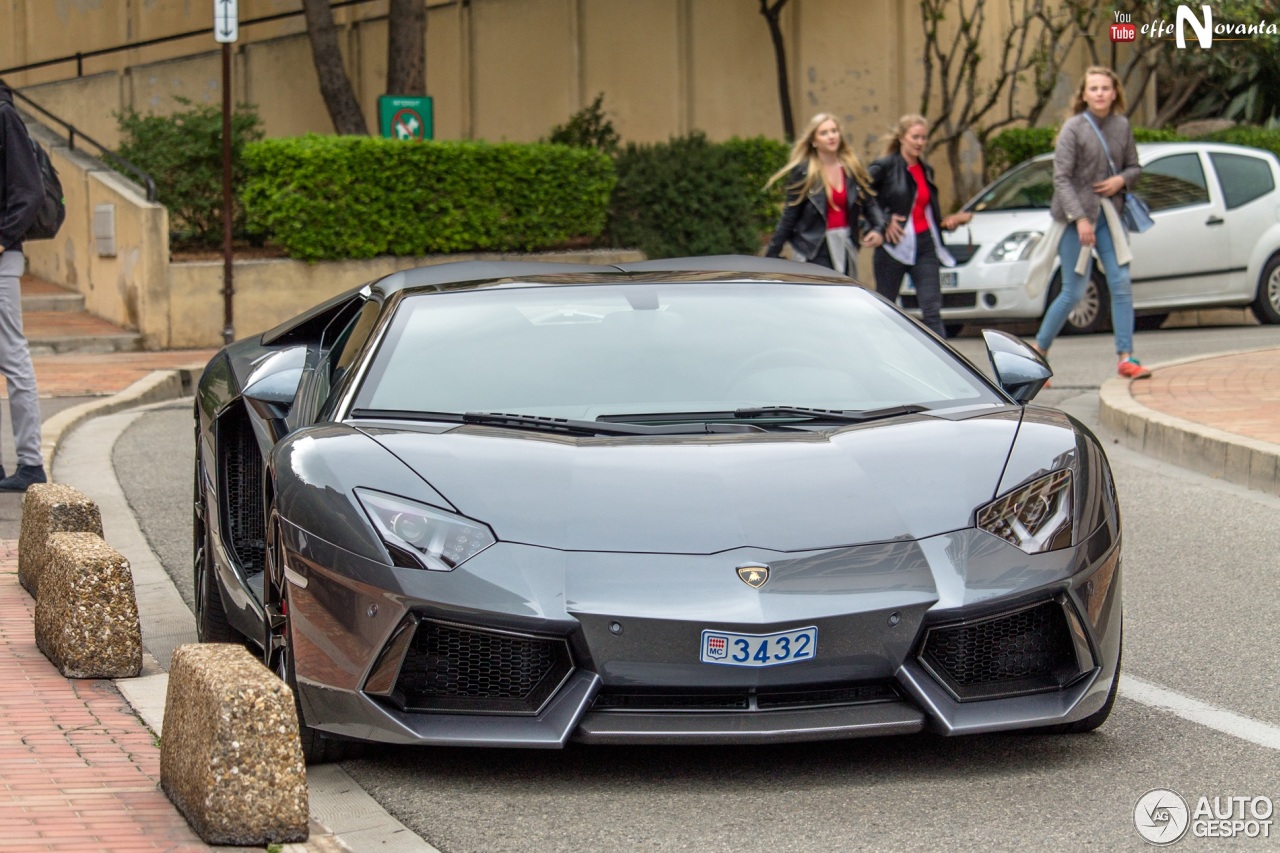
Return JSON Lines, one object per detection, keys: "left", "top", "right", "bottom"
{"left": 378, "top": 95, "right": 433, "bottom": 140}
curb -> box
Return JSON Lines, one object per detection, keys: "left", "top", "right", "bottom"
{"left": 1098, "top": 350, "right": 1280, "bottom": 496}
{"left": 42, "top": 368, "right": 194, "bottom": 465}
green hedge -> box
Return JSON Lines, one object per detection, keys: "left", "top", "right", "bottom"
{"left": 985, "top": 126, "right": 1185, "bottom": 181}
{"left": 115, "top": 99, "right": 263, "bottom": 249}
{"left": 241, "top": 136, "right": 616, "bottom": 261}
{"left": 607, "top": 133, "right": 788, "bottom": 259}
{"left": 1199, "top": 126, "right": 1280, "bottom": 160}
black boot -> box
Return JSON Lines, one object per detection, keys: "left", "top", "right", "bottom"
{"left": 0, "top": 465, "right": 48, "bottom": 492}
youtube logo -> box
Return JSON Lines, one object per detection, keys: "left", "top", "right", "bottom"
{"left": 1110, "top": 22, "right": 1137, "bottom": 41}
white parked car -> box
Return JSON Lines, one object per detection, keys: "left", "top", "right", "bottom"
{"left": 896, "top": 142, "right": 1280, "bottom": 334}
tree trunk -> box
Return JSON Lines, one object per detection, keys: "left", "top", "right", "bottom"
{"left": 759, "top": 0, "right": 795, "bottom": 141}
{"left": 387, "top": 0, "right": 427, "bottom": 96}
{"left": 301, "top": 0, "right": 369, "bottom": 135}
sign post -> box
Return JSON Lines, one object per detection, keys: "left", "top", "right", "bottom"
{"left": 215, "top": 0, "right": 238, "bottom": 343}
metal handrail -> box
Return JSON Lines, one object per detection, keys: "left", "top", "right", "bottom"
{"left": 0, "top": 0, "right": 383, "bottom": 78}
{"left": 10, "top": 88, "right": 157, "bottom": 202}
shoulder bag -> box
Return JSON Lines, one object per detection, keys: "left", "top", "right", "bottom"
{"left": 1082, "top": 113, "right": 1154, "bottom": 234}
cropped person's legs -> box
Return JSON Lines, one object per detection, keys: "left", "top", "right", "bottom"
{"left": 1034, "top": 222, "right": 1093, "bottom": 354}
{"left": 911, "top": 236, "right": 945, "bottom": 337}
{"left": 0, "top": 251, "right": 46, "bottom": 490}
{"left": 873, "top": 248, "right": 909, "bottom": 303}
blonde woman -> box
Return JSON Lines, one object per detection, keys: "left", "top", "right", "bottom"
{"left": 867, "top": 115, "right": 971, "bottom": 338}
{"left": 765, "top": 113, "right": 885, "bottom": 278}
{"left": 1032, "top": 66, "right": 1149, "bottom": 379}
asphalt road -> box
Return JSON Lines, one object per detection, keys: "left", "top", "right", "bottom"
{"left": 108, "top": 321, "right": 1280, "bottom": 852}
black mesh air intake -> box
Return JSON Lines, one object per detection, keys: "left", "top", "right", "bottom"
{"left": 218, "top": 405, "right": 265, "bottom": 576}
{"left": 393, "top": 620, "right": 573, "bottom": 714}
{"left": 919, "top": 600, "right": 1082, "bottom": 701}
{"left": 947, "top": 243, "right": 981, "bottom": 264}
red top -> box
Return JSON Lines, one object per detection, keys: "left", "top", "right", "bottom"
{"left": 909, "top": 163, "right": 930, "bottom": 233}
{"left": 826, "top": 177, "right": 848, "bottom": 229}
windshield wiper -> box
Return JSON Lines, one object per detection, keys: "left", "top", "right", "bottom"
{"left": 350, "top": 408, "right": 763, "bottom": 435}
{"left": 732, "top": 404, "right": 927, "bottom": 422}
{"left": 596, "top": 405, "right": 926, "bottom": 426}
{"left": 462, "top": 412, "right": 765, "bottom": 436}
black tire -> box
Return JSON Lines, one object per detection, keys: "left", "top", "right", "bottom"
{"left": 265, "top": 507, "right": 360, "bottom": 765}
{"left": 1039, "top": 632, "right": 1121, "bottom": 734}
{"left": 1046, "top": 269, "right": 1111, "bottom": 335}
{"left": 194, "top": 449, "right": 243, "bottom": 644}
{"left": 1133, "top": 313, "right": 1169, "bottom": 332}
{"left": 1252, "top": 253, "right": 1280, "bottom": 324}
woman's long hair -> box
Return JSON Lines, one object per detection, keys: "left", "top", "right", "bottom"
{"left": 766, "top": 113, "right": 873, "bottom": 206}
{"left": 1068, "top": 66, "right": 1128, "bottom": 116}
{"left": 880, "top": 114, "right": 928, "bottom": 157}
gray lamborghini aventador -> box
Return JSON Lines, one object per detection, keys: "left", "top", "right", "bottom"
{"left": 193, "top": 256, "right": 1122, "bottom": 762}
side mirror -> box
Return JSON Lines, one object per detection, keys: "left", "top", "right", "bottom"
{"left": 981, "top": 329, "right": 1051, "bottom": 403}
{"left": 243, "top": 347, "right": 307, "bottom": 440}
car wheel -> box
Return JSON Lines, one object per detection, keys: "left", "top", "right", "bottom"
{"left": 1251, "top": 253, "right": 1280, "bottom": 324}
{"left": 1039, "top": 631, "right": 1121, "bottom": 734}
{"left": 1056, "top": 270, "right": 1111, "bottom": 335}
{"left": 194, "top": 448, "right": 243, "bottom": 644}
{"left": 264, "top": 506, "right": 359, "bottom": 765}
{"left": 1133, "top": 313, "right": 1169, "bottom": 332}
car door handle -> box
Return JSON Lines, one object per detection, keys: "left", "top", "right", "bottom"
{"left": 1206, "top": 216, "right": 1225, "bottom": 225}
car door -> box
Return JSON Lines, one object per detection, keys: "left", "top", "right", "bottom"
{"left": 1207, "top": 149, "right": 1279, "bottom": 300}
{"left": 1128, "top": 150, "right": 1231, "bottom": 307}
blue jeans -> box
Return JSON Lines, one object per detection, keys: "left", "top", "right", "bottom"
{"left": 1035, "top": 214, "right": 1134, "bottom": 355}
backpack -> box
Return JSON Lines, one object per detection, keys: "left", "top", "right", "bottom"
{"left": 23, "top": 138, "right": 65, "bottom": 241}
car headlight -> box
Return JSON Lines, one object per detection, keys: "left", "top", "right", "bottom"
{"left": 975, "top": 469, "right": 1073, "bottom": 553}
{"left": 355, "top": 488, "right": 496, "bottom": 570}
{"left": 985, "top": 231, "right": 1042, "bottom": 263}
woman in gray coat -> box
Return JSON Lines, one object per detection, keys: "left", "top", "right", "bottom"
{"left": 1032, "top": 66, "right": 1149, "bottom": 379}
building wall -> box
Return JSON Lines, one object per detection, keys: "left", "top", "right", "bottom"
{"left": 0, "top": 0, "right": 1124, "bottom": 209}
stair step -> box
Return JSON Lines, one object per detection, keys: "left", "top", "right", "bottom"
{"left": 23, "top": 291, "right": 85, "bottom": 312}
{"left": 19, "top": 275, "right": 143, "bottom": 354}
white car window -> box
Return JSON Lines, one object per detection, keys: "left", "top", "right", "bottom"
{"left": 1136, "top": 154, "right": 1209, "bottom": 212}
{"left": 1209, "top": 152, "right": 1276, "bottom": 210}
{"left": 971, "top": 160, "right": 1054, "bottom": 212}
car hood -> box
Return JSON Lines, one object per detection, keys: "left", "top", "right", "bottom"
{"left": 366, "top": 411, "right": 1022, "bottom": 553}
{"left": 943, "top": 210, "right": 1052, "bottom": 255}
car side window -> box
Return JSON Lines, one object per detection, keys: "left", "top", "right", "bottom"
{"left": 1134, "top": 154, "right": 1209, "bottom": 212}
{"left": 329, "top": 300, "right": 382, "bottom": 388}
{"left": 1209, "top": 152, "right": 1276, "bottom": 210}
{"left": 972, "top": 160, "right": 1055, "bottom": 212}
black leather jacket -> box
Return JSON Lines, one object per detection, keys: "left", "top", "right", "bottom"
{"left": 867, "top": 152, "right": 944, "bottom": 232}
{"left": 765, "top": 165, "right": 886, "bottom": 261}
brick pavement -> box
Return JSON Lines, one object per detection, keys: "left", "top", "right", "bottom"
{"left": 1130, "top": 348, "right": 1280, "bottom": 446}
{"left": 26, "top": 352, "right": 218, "bottom": 399}
{"left": 0, "top": 543, "right": 210, "bottom": 853}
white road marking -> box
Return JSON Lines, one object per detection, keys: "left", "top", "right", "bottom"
{"left": 1121, "top": 674, "right": 1280, "bottom": 751}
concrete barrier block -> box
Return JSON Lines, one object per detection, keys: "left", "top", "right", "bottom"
{"left": 18, "top": 483, "right": 103, "bottom": 597}
{"left": 33, "top": 532, "right": 141, "bottom": 678}
{"left": 161, "top": 643, "right": 308, "bottom": 846}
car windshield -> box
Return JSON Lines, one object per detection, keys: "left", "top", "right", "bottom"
{"left": 351, "top": 281, "right": 1001, "bottom": 420}
{"left": 970, "top": 159, "right": 1055, "bottom": 212}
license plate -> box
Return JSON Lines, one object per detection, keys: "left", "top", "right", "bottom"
{"left": 700, "top": 627, "right": 817, "bottom": 667}
{"left": 940, "top": 270, "right": 958, "bottom": 288}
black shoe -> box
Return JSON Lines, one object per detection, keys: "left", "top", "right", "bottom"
{"left": 0, "top": 465, "right": 47, "bottom": 492}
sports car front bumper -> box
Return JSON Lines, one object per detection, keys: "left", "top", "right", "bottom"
{"left": 279, "top": 518, "right": 1121, "bottom": 747}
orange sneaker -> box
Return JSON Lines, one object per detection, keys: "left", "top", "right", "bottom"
{"left": 1117, "top": 356, "right": 1151, "bottom": 379}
